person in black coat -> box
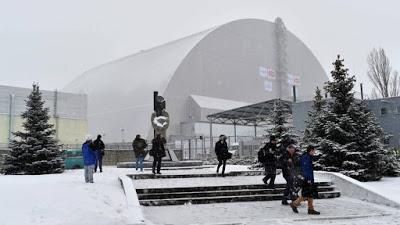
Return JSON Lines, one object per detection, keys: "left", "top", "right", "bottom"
{"left": 258, "top": 135, "right": 278, "bottom": 188}
{"left": 279, "top": 144, "right": 300, "bottom": 205}
{"left": 151, "top": 134, "right": 166, "bottom": 174}
{"left": 93, "top": 135, "right": 105, "bottom": 173}
{"left": 215, "top": 135, "right": 230, "bottom": 177}
{"left": 132, "top": 134, "right": 148, "bottom": 172}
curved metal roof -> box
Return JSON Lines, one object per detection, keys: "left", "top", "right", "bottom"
{"left": 63, "top": 19, "right": 327, "bottom": 141}
{"left": 207, "top": 99, "right": 292, "bottom": 125}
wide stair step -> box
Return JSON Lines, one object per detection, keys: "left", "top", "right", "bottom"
{"left": 136, "top": 182, "right": 340, "bottom": 206}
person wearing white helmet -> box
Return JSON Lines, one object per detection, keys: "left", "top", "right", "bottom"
{"left": 82, "top": 135, "right": 96, "bottom": 183}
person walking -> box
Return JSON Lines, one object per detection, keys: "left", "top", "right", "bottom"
{"left": 82, "top": 135, "right": 96, "bottom": 183}
{"left": 132, "top": 134, "right": 148, "bottom": 172}
{"left": 280, "top": 144, "right": 300, "bottom": 205}
{"left": 215, "top": 135, "right": 231, "bottom": 177}
{"left": 93, "top": 135, "right": 105, "bottom": 173}
{"left": 258, "top": 135, "right": 278, "bottom": 188}
{"left": 290, "top": 145, "right": 320, "bottom": 215}
{"left": 150, "top": 134, "right": 166, "bottom": 174}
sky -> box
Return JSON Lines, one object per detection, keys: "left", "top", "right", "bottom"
{"left": 0, "top": 0, "right": 399, "bottom": 96}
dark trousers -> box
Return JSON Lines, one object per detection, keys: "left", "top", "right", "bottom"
{"left": 217, "top": 159, "right": 227, "bottom": 175}
{"left": 263, "top": 166, "right": 276, "bottom": 186}
{"left": 283, "top": 174, "right": 295, "bottom": 200}
{"left": 152, "top": 157, "right": 162, "bottom": 173}
{"left": 95, "top": 151, "right": 103, "bottom": 172}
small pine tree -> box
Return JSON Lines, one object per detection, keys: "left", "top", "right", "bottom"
{"left": 268, "top": 100, "right": 299, "bottom": 155}
{"left": 303, "top": 87, "right": 326, "bottom": 146}
{"left": 3, "top": 84, "right": 64, "bottom": 175}
{"left": 249, "top": 100, "right": 299, "bottom": 170}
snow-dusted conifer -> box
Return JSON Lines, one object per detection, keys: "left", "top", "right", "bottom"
{"left": 310, "top": 55, "right": 399, "bottom": 181}
{"left": 268, "top": 100, "right": 299, "bottom": 157}
{"left": 3, "top": 84, "right": 64, "bottom": 175}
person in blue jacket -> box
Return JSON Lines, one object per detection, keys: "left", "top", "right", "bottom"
{"left": 82, "top": 135, "right": 96, "bottom": 183}
{"left": 290, "top": 145, "right": 320, "bottom": 215}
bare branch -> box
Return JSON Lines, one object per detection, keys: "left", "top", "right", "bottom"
{"left": 367, "top": 48, "right": 392, "bottom": 97}
{"left": 369, "top": 88, "right": 379, "bottom": 99}
{"left": 390, "top": 70, "right": 400, "bottom": 97}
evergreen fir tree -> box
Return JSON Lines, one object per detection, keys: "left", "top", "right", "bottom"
{"left": 308, "top": 55, "right": 399, "bottom": 181}
{"left": 303, "top": 87, "right": 326, "bottom": 146}
{"left": 268, "top": 100, "right": 299, "bottom": 155}
{"left": 314, "top": 56, "right": 359, "bottom": 175}
{"left": 3, "top": 84, "right": 64, "bottom": 175}
{"left": 249, "top": 100, "right": 299, "bottom": 170}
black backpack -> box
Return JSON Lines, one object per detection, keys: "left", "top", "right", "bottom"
{"left": 258, "top": 148, "right": 265, "bottom": 163}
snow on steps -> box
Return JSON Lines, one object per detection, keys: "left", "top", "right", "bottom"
{"left": 134, "top": 178, "right": 340, "bottom": 206}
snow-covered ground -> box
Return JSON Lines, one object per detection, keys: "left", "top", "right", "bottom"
{"left": 144, "top": 197, "right": 400, "bottom": 225}
{"left": 1, "top": 165, "right": 400, "bottom": 225}
{"left": 365, "top": 177, "right": 400, "bottom": 204}
{"left": 0, "top": 167, "right": 137, "bottom": 225}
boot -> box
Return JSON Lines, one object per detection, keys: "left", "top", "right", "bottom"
{"left": 308, "top": 209, "right": 320, "bottom": 215}
{"left": 267, "top": 183, "right": 275, "bottom": 189}
{"left": 290, "top": 203, "right": 298, "bottom": 213}
{"left": 281, "top": 199, "right": 289, "bottom": 205}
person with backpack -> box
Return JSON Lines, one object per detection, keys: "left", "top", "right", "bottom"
{"left": 258, "top": 135, "right": 278, "bottom": 188}
{"left": 279, "top": 144, "right": 300, "bottom": 205}
{"left": 93, "top": 134, "right": 105, "bottom": 173}
{"left": 290, "top": 145, "right": 320, "bottom": 215}
{"left": 82, "top": 135, "right": 96, "bottom": 183}
{"left": 132, "top": 134, "right": 148, "bottom": 172}
{"left": 215, "top": 135, "right": 231, "bottom": 177}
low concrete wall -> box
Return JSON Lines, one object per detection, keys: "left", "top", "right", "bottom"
{"left": 1, "top": 149, "right": 135, "bottom": 168}
{"left": 103, "top": 150, "right": 135, "bottom": 166}
{"left": 118, "top": 175, "right": 145, "bottom": 225}
{"left": 316, "top": 171, "right": 400, "bottom": 209}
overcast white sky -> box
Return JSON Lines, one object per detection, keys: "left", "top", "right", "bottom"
{"left": 0, "top": 0, "right": 399, "bottom": 96}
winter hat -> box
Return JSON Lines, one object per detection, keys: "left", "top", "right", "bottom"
{"left": 85, "top": 134, "right": 93, "bottom": 141}
{"left": 287, "top": 144, "right": 296, "bottom": 149}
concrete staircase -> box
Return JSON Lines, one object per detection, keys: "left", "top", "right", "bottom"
{"left": 136, "top": 182, "right": 340, "bottom": 206}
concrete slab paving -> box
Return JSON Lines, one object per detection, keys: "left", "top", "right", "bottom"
{"left": 143, "top": 197, "right": 400, "bottom": 225}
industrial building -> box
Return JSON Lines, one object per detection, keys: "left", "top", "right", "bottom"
{"left": 64, "top": 18, "right": 329, "bottom": 143}
{"left": 293, "top": 97, "right": 400, "bottom": 148}
{"left": 0, "top": 85, "right": 88, "bottom": 147}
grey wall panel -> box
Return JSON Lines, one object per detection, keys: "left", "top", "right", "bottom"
{"left": 0, "top": 85, "right": 87, "bottom": 120}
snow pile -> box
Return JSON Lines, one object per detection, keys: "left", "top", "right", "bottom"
{"left": 0, "top": 167, "right": 143, "bottom": 225}
{"left": 365, "top": 177, "right": 400, "bottom": 204}
{"left": 316, "top": 171, "right": 400, "bottom": 209}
